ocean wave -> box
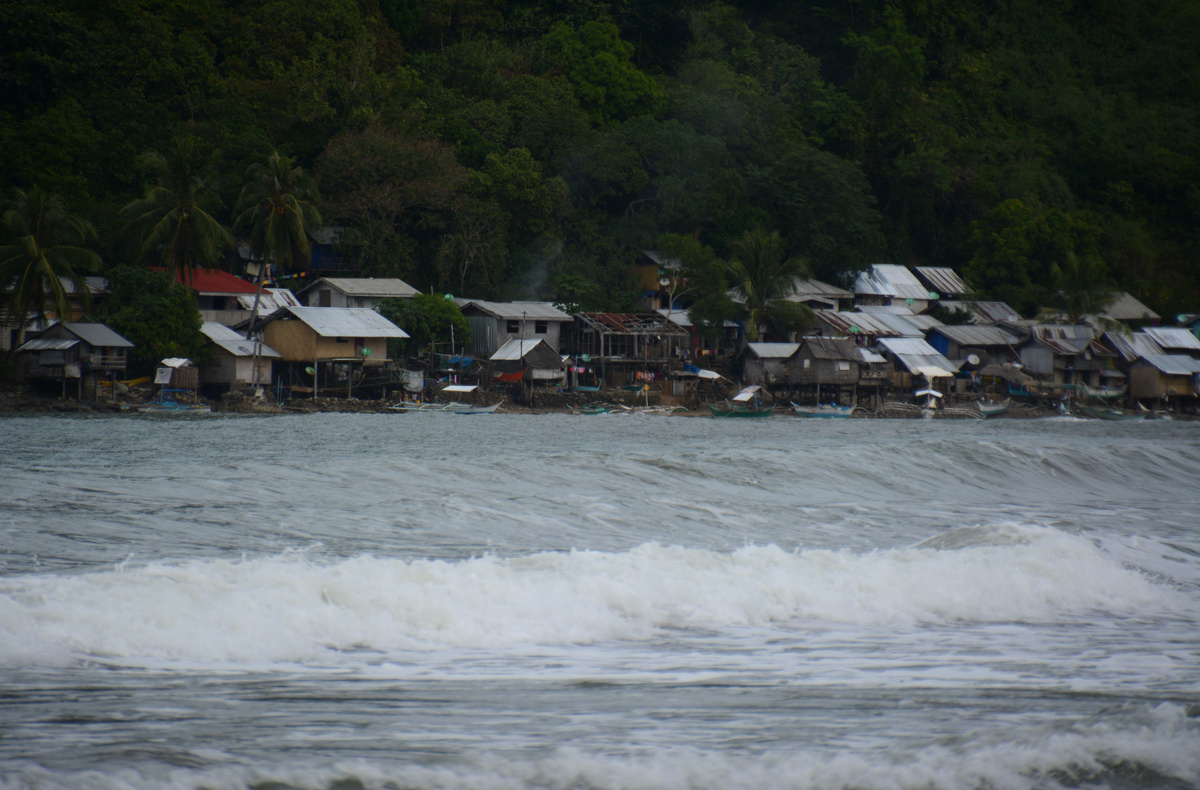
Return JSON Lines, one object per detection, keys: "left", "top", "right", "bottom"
{"left": 1, "top": 702, "right": 1196, "bottom": 790}
{"left": 0, "top": 525, "right": 1186, "bottom": 668}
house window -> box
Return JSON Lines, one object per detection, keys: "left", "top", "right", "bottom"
{"left": 838, "top": 361, "right": 850, "bottom": 371}
{"left": 336, "top": 337, "right": 349, "bottom": 344}
{"left": 535, "top": 320, "right": 548, "bottom": 334}
{"left": 319, "top": 290, "right": 332, "bottom": 307}
{"left": 803, "top": 359, "right": 811, "bottom": 369}
{"left": 507, "top": 320, "right": 520, "bottom": 333}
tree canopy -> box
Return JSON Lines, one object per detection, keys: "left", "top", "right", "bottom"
{"left": 0, "top": 0, "right": 1196, "bottom": 315}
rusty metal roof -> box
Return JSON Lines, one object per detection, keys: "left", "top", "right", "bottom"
{"left": 801, "top": 336, "right": 860, "bottom": 361}
{"left": 575, "top": 312, "right": 689, "bottom": 336}
{"left": 1103, "top": 332, "right": 1165, "bottom": 362}
{"left": 1029, "top": 325, "right": 1094, "bottom": 354}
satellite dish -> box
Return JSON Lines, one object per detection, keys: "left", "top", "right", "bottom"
{"left": 1178, "top": 314, "right": 1188, "bottom": 324}
{"left": 305, "top": 366, "right": 316, "bottom": 376}
{"left": 849, "top": 325, "right": 860, "bottom": 333}
{"left": 361, "top": 347, "right": 371, "bottom": 356}
{"left": 905, "top": 298, "right": 914, "bottom": 306}
{"left": 444, "top": 293, "right": 454, "bottom": 300}
{"left": 581, "top": 353, "right": 591, "bottom": 362}
{"left": 659, "top": 277, "right": 670, "bottom": 287}
{"left": 929, "top": 291, "right": 940, "bottom": 300}
{"left": 967, "top": 354, "right": 981, "bottom": 366}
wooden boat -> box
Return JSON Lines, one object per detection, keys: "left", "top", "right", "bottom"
{"left": 1007, "top": 383, "right": 1034, "bottom": 397}
{"left": 975, "top": 399, "right": 1010, "bottom": 418}
{"left": 707, "top": 403, "right": 772, "bottom": 418}
{"left": 574, "top": 404, "right": 610, "bottom": 415}
{"left": 790, "top": 402, "right": 854, "bottom": 418}
{"left": 388, "top": 401, "right": 449, "bottom": 412}
{"left": 448, "top": 401, "right": 502, "bottom": 414}
{"left": 1078, "top": 405, "right": 1146, "bottom": 421}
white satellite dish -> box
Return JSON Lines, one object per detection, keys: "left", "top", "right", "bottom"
{"left": 967, "top": 354, "right": 981, "bottom": 366}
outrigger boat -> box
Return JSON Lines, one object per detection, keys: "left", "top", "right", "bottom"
{"left": 707, "top": 403, "right": 772, "bottom": 418}
{"left": 1078, "top": 405, "right": 1146, "bottom": 422}
{"left": 790, "top": 402, "right": 854, "bottom": 418}
{"left": 448, "top": 401, "right": 502, "bottom": 414}
{"left": 709, "top": 385, "right": 772, "bottom": 418}
{"left": 975, "top": 399, "right": 1010, "bottom": 418}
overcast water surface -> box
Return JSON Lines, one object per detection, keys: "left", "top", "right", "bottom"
{"left": 1, "top": 412, "right": 1197, "bottom": 790}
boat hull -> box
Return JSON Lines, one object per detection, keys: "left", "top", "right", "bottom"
{"left": 707, "top": 404, "right": 772, "bottom": 418}
{"left": 1079, "top": 405, "right": 1146, "bottom": 421}
{"left": 790, "top": 402, "right": 853, "bottom": 418}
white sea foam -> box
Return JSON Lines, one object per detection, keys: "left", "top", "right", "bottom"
{"left": 0, "top": 524, "right": 1182, "bottom": 668}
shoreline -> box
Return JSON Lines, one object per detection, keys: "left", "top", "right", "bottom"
{"left": 0, "top": 387, "right": 1099, "bottom": 419}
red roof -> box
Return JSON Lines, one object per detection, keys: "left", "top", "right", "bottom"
{"left": 158, "top": 268, "right": 262, "bottom": 295}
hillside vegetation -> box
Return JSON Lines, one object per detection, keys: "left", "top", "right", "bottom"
{"left": 2, "top": 0, "right": 1197, "bottom": 316}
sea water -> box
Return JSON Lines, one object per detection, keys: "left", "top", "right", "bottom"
{"left": 0, "top": 412, "right": 1197, "bottom": 790}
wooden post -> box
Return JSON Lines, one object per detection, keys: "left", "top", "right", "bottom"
{"left": 313, "top": 359, "right": 319, "bottom": 399}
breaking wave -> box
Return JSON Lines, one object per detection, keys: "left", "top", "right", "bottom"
{"left": 1, "top": 524, "right": 1184, "bottom": 669}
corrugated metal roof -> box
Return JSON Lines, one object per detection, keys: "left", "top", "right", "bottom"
{"left": 490, "top": 338, "right": 561, "bottom": 363}
{"left": 1103, "top": 292, "right": 1159, "bottom": 321}
{"left": 787, "top": 277, "right": 854, "bottom": 299}
{"left": 1104, "top": 332, "right": 1165, "bottom": 362}
{"left": 877, "top": 338, "right": 960, "bottom": 378}
{"left": 236, "top": 287, "right": 301, "bottom": 316}
{"left": 575, "top": 313, "right": 689, "bottom": 336}
{"left": 803, "top": 336, "right": 859, "bottom": 361}
{"left": 930, "top": 325, "right": 1021, "bottom": 347}
{"left": 913, "top": 267, "right": 970, "bottom": 296}
{"left": 938, "top": 300, "right": 1023, "bottom": 324}
{"left": 816, "top": 310, "right": 915, "bottom": 338}
{"left": 16, "top": 338, "right": 79, "bottom": 352}
{"left": 281, "top": 306, "right": 410, "bottom": 338}
{"left": 1138, "top": 354, "right": 1200, "bottom": 375}
{"left": 65, "top": 323, "right": 134, "bottom": 348}
{"left": 462, "top": 300, "right": 573, "bottom": 321}
{"left": 302, "top": 278, "right": 419, "bottom": 298}
{"left": 1143, "top": 327, "right": 1200, "bottom": 351}
{"left": 1030, "top": 325, "right": 1094, "bottom": 354}
{"left": 745, "top": 342, "right": 800, "bottom": 359}
{"left": 858, "top": 348, "right": 887, "bottom": 363}
{"left": 201, "top": 322, "right": 281, "bottom": 358}
{"left": 853, "top": 264, "right": 931, "bottom": 300}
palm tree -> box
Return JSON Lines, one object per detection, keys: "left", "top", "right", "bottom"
{"left": 1051, "top": 252, "right": 1116, "bottom": 324}
{"left": 233, "top": 150, "right": 321, "bottom": 343}
{"left": 1, "top": 187, "right": 101, "bottom": 355}
{"left": 724, "top": 228, "right": 814, "bottom": 342}
{"left": 121, "top": 137, "right": 234, "bottom": 283}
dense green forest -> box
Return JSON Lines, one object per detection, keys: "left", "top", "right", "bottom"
{"left": 2, "top": 0, "right": 1197, "bottom": 317}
